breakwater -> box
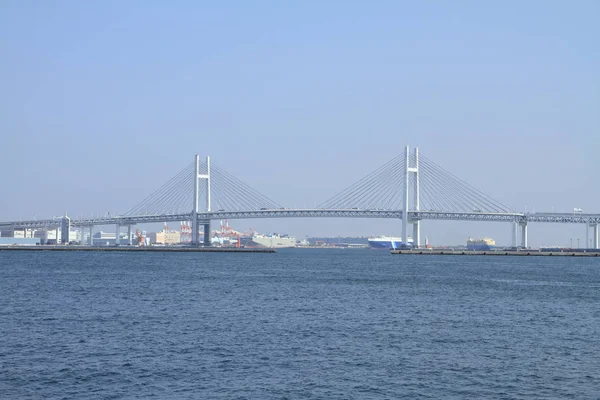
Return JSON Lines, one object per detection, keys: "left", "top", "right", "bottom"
{"left": 391, "top": 249, "right": 599, "bottom": 257}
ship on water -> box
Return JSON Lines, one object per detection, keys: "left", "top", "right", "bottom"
{"left": 467, "top": 237, "right": 495, "bottom": 251}
{"left": 240, "top": 232, "right": 297, "bottom": 248}
{"left": 368, "top": 236, "right": 413, "bottom": 249}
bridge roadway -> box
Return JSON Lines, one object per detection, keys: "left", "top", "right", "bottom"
{"left": 2, "top": 209, "right": 600, "bottom": 230}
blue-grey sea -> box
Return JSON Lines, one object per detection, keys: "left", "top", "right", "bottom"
{"left": 1, "top": 249, "right": 599, "bottom": 399}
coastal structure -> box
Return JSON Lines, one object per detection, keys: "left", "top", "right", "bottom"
{"left": 0, "top": 227, "right": 80, "bottom": 245}
{"left": 148, "top": 224, "right": 181, "bottom": 245}
{"left": 1, "top": 147, "right": 599, "bottom": 250}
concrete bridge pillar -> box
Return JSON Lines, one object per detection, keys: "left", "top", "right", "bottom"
{"left": 115, "top": 224, "right": 120, "bottom": 246}
{"left": 203, "top": 222, "right": 211, "bottom": 246}
{"left": 593, "top": 224, "right": 599, "bottom": 249}
{"left": 127, "top": 225, "right": 133, "bottom": 246}
{"left": 412, "top": 221, "right": 420, "bottom": 248}
{"left": 60, "top": 215, "right": 71, "bottom": 244}
{"left": 586, "top": 224, "right": 590, "bottom": 249}
{"left": 55, "top": 227, "right": 59, "bottom": 244}
{"left": 520, "top": 222, "right": 528, "bottom": 248}
{"left": 511, "top": 221, "right": 518, "bottom": 247}
{"left": 89, "top": 226, "right": 93, "bottom": 245}
{"left": 61, "top": 216, "right": 70, "bottom": 244}
{"left": 191, "top": 218, "right": 198, "bottom": 246}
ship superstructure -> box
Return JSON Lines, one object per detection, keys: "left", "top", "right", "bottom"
{"left": 467, "top": 237, "right": 495, "bottom": 251}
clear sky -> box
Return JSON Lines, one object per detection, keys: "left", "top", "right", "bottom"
{"left": 1, "top": 1, "right": 598, "bottom": 246}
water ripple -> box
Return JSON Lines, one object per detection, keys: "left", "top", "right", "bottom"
{"left": 1, "top": 250, "right": 599, "bottom": 399}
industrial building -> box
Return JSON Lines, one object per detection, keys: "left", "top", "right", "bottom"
{"left": 148, "top": 229, "right": 181, "bottom": 245}
{"left": 0, "top": 227, "right": 81, "bottom": 245}
{"left": 92, "top": 231, "right": 133, "bottom": 246}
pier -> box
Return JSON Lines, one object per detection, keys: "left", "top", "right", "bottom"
{"left": 391, "top": 249, "right": 600, "bottom": 257}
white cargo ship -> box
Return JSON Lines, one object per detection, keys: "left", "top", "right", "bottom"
{"left": 241, "top": 233, "right": 296, "bottom": 248}
{"left": 368, "top": 236, "right": 413, "bottom": 249}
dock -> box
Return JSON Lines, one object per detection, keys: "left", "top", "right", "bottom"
{"left": 0, "top": 246, "right": 276, "bottom": 253}
{"left": 390, "top": 249, "right": 599, "bottom": 257}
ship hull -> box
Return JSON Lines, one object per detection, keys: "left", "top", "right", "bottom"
{"left": 240, "top": 236, "right": 296, "bottom": 248}
{"left": 467, "top": 244, "right": 494, "bottom": 251}
{"left": 369, "top": 240, "right": 404, "bottom": 249}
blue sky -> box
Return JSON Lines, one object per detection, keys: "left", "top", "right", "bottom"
{"left": 1, "top": 1, "right": 598, "bottom": 246}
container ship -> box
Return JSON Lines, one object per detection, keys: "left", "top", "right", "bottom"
{"left": 467, "top": 237, "right": 495, "bottom": 251}
{"left": 368, "top": 236, "right": 413, "bottom": 249}
{"left": 240, "top": 232, "right": 296, "bottom": 248}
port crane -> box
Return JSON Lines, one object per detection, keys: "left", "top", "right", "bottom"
{"left": 135, "top": 229, "right": 146, "bottom": 246}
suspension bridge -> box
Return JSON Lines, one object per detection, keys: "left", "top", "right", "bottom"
{"left": 1, "top": 147, "right": 598, "bottom": 249}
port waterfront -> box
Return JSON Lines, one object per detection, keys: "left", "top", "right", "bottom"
{"left": 0, "top": 245, "right": 275, "bottom": 253}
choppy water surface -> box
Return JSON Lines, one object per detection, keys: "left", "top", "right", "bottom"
{"left": 1, "top": 249, "right": 599, "bottom": 399}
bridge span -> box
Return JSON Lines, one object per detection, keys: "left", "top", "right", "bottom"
{"left": 2, "top": 210, "right": 598, "bottom": 249}
{"left": 1, "top": 147, "right": 598, "bottom": 249}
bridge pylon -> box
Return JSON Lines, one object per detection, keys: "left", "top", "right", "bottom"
{"left": 403, "top": 146, "right": 420, "bottom": 248}
{"left": 192, "top": 154, "right": 211, "bottom": 246}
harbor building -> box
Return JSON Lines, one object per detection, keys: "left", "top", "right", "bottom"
{"left": 0, "top": 228, "right": 81, "bottom": 245}
{"left": 1, "top": 229, "right": 41, "bottom": 245}
{"left": 148, "top": 229, "right": 181, "bottom": 245}
{"left": 92, "top": 231, "right": 132, "bottom": 246}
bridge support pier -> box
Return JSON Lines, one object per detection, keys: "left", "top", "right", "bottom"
{"left": 588, "top": 224, "right": 599, "bottom": 249}
{"left": 61, "top": 216, "right": 70, "bottom": 244}
{"left": 203, "top": 222, "right": 211, "bottom": 246}
{"left": 511, "top": 222, "right": 518, "bottom": 247}
{"left": 191, "top": 219, "right": 198, "bottom": 246}
{"left": 520, "top": 222, "right": 528, "bottom": 248}
{"left": 586, "top": 224, "right": 590, "bottom": 249}
{"left": 127, "top": 225, "right": 132, "bottom": 246}
{"left": 412, "top": 221, "right": 420, "bottom": 248}
{"left": 89, "top": 226, "right": 93, "bottom": 245}
{"left": 115, "top": 224, "right": 120, "bottom": 246}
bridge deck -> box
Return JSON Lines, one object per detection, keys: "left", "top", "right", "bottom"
{"left": 1, "top": 210, "right": 599, "bottom": 230}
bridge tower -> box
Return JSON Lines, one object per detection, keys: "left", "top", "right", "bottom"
{"left": 192, "top": 154, "right": 211, "bottom": 246}
{"left": 402, "top": 146, "right": 420, "bottom": 248}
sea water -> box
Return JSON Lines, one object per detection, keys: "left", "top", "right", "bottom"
{"left": 1, "top": 249, "right": 598, "bottom": 399}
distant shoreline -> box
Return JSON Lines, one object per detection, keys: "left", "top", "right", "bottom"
{"left": 0, "top": 245, "right": 275, "bottom": 253}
